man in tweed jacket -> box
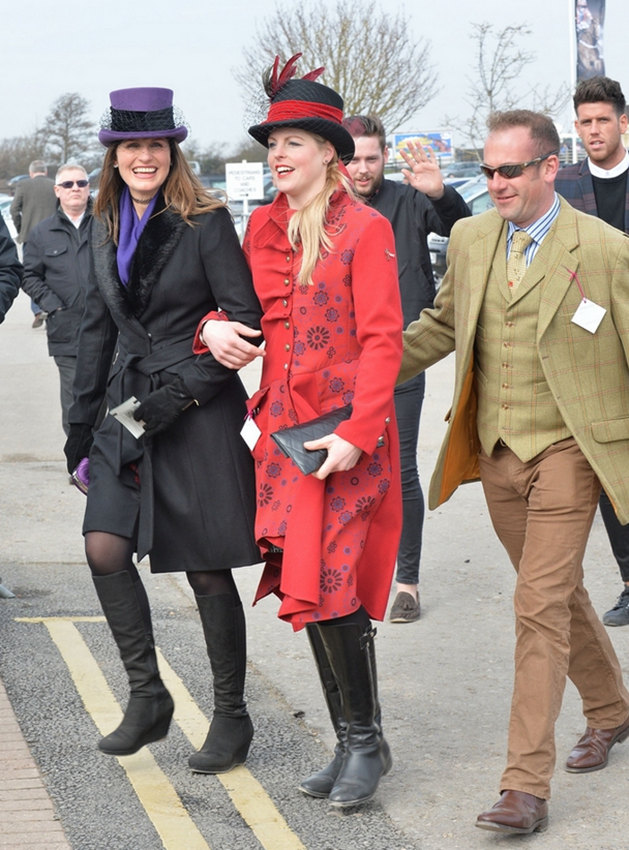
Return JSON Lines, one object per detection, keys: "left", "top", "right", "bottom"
{"left": 401, "top": 109, "right": 629, "bottom": 836}
{"left": 555, "top": 75, "right": 629, "bottom": 627}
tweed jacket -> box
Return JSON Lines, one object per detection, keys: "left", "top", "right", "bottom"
{"left": 400, "top": 198, "right": 629, "bottom": 522}
{"left": 10, "top": 176, "right": 57, "bottom": 243}
{"left": 555, "top": 158, "right": 629, "bottom": 233}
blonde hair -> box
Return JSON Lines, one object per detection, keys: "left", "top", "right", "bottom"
{"left": 287, "top": 140, "right": 356, "bottom": 285}
{"left": 94, "top": 139, "right": 225, "bottom": 243}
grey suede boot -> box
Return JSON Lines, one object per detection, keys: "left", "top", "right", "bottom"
{"left": 188, "top": 594, "right": 253, "bottom": 773}
{"left": 317, "top": 615, "right": 392, "bottom": 808}
{"left": 93, "top": 571, "right": 174, "bottom": 756}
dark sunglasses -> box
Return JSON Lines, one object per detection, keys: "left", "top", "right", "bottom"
{"left": 480, "top": 150, "right": 559, "bottom": 180}
{"left": 56, "top": 179, "right": 89, "bottom": 189}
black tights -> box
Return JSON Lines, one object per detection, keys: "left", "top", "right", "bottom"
{"left": 85, "top": 530, "right": 240, "bottom": 601}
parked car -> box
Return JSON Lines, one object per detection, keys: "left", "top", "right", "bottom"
{"left": 0, "top": 195, "right": 18, "bottom": 239}
{"left": 443, "top": 161, "right": 481, "bottom": 179}
{"left": 428, "top": 175, "right": 494, "bottom": 285}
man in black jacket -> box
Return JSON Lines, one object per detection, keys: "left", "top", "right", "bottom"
{"left": 22, "top": 163, "right": 93, "bottom": 437}
{"left": 343, "top": 115, "right": 471, "bottom": 622}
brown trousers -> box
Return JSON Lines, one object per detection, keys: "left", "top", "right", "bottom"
{"left": 479, "top": 437, "right": 629, "bottom": 799}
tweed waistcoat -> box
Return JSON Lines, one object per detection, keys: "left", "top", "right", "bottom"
{"left": 475, "top": 228, "right": 571, "bottom": 460}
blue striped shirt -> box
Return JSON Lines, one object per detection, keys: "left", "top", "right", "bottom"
{"left": 507, "top": 193, "right": 561, "bottom": 267}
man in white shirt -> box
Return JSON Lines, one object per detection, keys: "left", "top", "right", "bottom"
{"left": 555, "top": 76, "right": 629, "bottom": 627}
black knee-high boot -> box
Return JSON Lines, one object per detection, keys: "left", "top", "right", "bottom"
{"left": 299, "top": 624, "right": 348, "bottom": 798}
{"left": 92, "top": 571, "right": 174, "bottom": 756}
{"left": 188, "top": 593, "right": 253, "bottom": 773}
{"left": 317, "top": 613, "right": 392, "bottom": 808}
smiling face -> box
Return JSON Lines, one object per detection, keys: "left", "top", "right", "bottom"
{"left": 575, "top": 101, "right": 628, "bottom": 170}
{"left": 483, "top": 125, "right": 558, "bottom": 228}
{"left": 346, "top": 135, "right": 388, "bottom": 197}
{"left": 267, "top": 128, "right": 334, "bottom": 209}
{"left": 114, "top": 137, "right": 171, "bottom": 200}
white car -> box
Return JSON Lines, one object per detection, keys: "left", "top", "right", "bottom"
{"left": 0, "top": 194, "right": 17, "bottom": 239}
{"left": 428, "top": 176, "right": 494, "bottom": 286}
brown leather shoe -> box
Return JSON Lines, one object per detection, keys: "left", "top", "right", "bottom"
{"left": 475, "top": 790, "right": 548, "bottom": 834}
{"left": 565, "top": 714, "right": 629, "bottom": 773}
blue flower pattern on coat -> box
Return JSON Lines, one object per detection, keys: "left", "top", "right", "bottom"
{"left": 247, "top": 195, "right": 400, "bottom": 628}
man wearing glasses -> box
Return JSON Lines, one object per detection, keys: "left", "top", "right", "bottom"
{"left": 22, "top": 164, "right": 94, "bottom": 439}
{"left": 400, "top": 110, "right": 629, "bottom": 835}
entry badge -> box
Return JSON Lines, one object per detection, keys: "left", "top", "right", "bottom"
{"left": 571, "top": 298, "right": 606, "bottom": 334}
{"left": 241, "top": 415, "right": 261, "bottom": 451}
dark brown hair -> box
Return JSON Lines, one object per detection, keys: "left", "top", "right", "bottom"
{"left": 573, "top": 76, "right": 626, "bottom": 117}
{"left": 94, "top": 139, "right": 224, "bottom": 242}
{"left": 342, "top": 115, "right": 387, "bottom": 152}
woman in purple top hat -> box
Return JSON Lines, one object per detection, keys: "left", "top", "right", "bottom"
{"left": 63, "top": 87, "right": 262, "bottom": 773}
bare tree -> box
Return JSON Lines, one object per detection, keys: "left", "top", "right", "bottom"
{"left": 445, "top": 23, "right": 570, "bottom": 155}
{"left": 0, "top": 134, "right": 46, "bottom": 182}
{"left": 234, "top": 0, "right": 438, "bottom": 133}
{"left": 39, "top": 93, "right": 96, "bottom": 164}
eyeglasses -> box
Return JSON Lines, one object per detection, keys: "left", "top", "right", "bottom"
{"left": 479, "top": 150, "right": 559, "bottom": 180}
{"left": 56, "top": 179, "right": 89, "bottom": 189}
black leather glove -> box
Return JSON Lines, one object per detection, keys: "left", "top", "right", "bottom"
{"left": 64, "top": 423, "right": 94, "bottom": 474}
{"left": 133, "top": 376, "right": 196, "bottom": 438}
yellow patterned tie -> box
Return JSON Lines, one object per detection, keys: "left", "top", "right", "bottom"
{"left": 507, "top": 230, "right": 533, "bottom": 293}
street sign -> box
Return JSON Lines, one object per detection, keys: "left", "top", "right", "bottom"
{"left": 225, "top": 162, "right": 264, "bottom": 200}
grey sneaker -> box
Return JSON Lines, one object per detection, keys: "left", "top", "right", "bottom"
{"left": 602, "top": 587, "right": 629, "bottom": 627}
{"left": 389, "top": 591, "right": 420, "bottom": 623}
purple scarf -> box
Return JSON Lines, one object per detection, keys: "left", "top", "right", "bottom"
{"left": 116, "top": 188, "right": 159, "bottom": 285}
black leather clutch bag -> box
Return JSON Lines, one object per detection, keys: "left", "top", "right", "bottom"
{"left": 271, "top": 405, "right": 353, "bottom": 475}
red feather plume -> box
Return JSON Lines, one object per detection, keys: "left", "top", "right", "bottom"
{"left": 262, "top": 53, "right": 325, "bottom": 98}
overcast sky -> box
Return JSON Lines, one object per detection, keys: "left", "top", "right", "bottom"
{"left": 3, "top": 0, "right": 625, "bottom": 157}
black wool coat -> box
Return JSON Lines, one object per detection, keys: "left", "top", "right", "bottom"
{"left": 70, "top": 197, "right": 263, "bottom": 572}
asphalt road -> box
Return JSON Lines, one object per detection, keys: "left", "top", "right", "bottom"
{"left": 1, "top": 291, "right": 628, "bottom": 850}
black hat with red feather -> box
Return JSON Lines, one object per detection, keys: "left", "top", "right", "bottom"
{"left": 248, "top": 54, "right": 355, "bottom": 163}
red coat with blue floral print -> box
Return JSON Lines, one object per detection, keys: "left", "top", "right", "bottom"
{"left": 242, "top": 189, "right": 403, "bottom": 630}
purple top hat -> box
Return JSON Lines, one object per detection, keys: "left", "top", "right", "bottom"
{"left": 98, "top": 87, "right": 188, "bottom": 146}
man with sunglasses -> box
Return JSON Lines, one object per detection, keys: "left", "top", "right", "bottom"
{"left": 555, "top": 76, "right": 629, "bottom": 628}
{"left": 400, "top": 109, "right": 629, "bottom": 835}
{"left": 22, "top": 164, "right": 94, "bottom": 439}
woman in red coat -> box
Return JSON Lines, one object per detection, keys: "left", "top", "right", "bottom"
{"left": 195, "top": 57, "right": 403, "bottom": 808}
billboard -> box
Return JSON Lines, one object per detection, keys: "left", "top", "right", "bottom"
{"left": 576, "top": 0, "right": 605, "bottom": 81}
{"left": 392, "top": 132, "right": 453, "bottom": 163}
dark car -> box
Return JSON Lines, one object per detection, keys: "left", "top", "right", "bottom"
{"left": 443, "top": 161, "right": 481, "bottom": 179}
{"left": 428, "top": 176, "right": 494, "bottom": 285}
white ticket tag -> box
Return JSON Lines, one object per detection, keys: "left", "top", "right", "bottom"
{"left": 110, "top": 396, "right": 146, "bottom": 439}
{"left": 241, "top": 415, "right": 261, "bottom": 451}
{"left": 571, "top": 298, "right": 606, "bottom": 334}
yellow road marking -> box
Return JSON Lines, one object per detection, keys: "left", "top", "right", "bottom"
{"left": 23, "top": 617, "right": 210, "bottom": 850}
{"left": 157, "top": 650, "right": 307, "bottom": 850}
{"left": 18, "top": 617, "right": 307, "bottom": 850}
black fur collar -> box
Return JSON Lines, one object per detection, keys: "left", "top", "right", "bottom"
{"left": 91, "top": 195, "right": 187, "bottom": 318}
